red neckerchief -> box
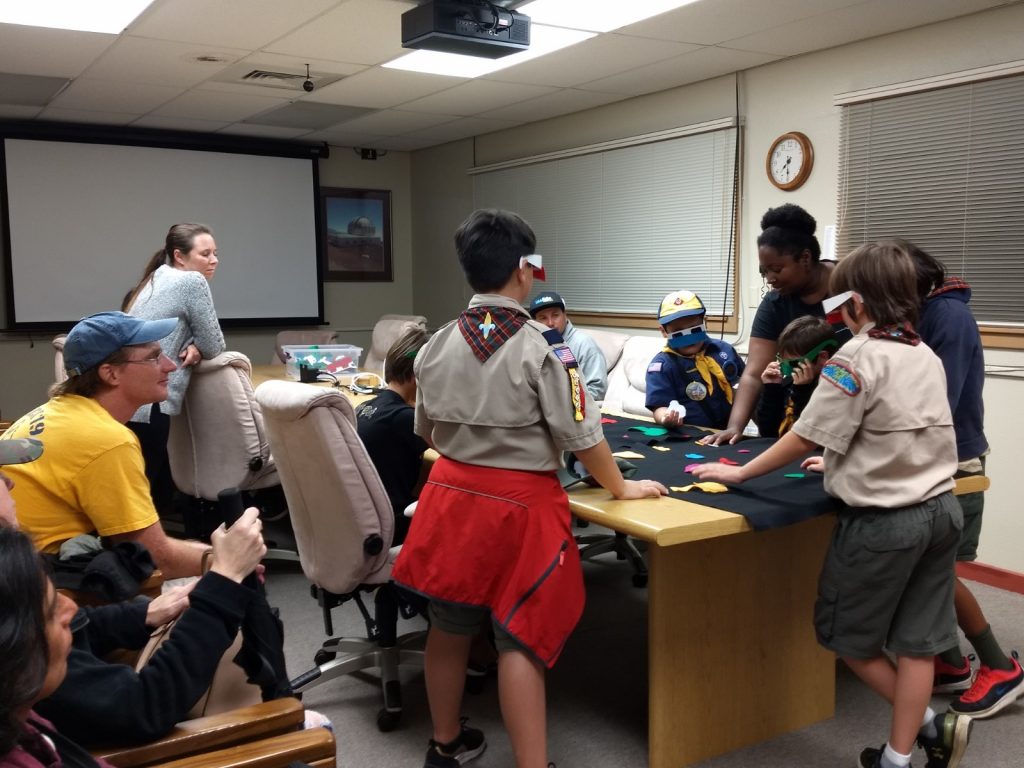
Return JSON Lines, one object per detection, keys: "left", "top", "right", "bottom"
{"left": 457, "top": 306, "right": 527, "bottom": 363}
{"left": 867, "top": 322, "right": 921, "bottom": 346}
{"left": 927, "top": 276, "right": 970, "bottom": 299}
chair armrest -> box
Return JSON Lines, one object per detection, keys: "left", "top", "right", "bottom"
{"left": 94, "top": 699, "right": 305, "bottom": 768}
{"left": 152, "top": 728, "right": 335, "bottom": 768}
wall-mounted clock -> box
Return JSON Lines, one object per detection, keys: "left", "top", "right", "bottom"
{"left": 766, "top": 132, "right": 814, "bottom": 191}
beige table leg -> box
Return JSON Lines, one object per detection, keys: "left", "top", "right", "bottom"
{"left": 648, "top": 514, "right": 835, "bottom": 768}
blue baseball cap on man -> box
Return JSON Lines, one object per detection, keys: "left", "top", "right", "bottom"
{"left": 64, "top": 311, "right": 178, "bottom": 376}
{"left": 528, "top": 291, "right": 566, "bottom": 317}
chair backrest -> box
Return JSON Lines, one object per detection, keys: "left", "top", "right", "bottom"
{"left": 363, "top": 314, "right": 428, "bottom": 375}
{"left": 168, "top": 351, "right": 278, "bottom": 500}
{"left": 272, "top": 330, "right": 337, "bottom": 364}
{"left": 585, "top": 328, "right": 629, "bottom": 371}
{"left": 52, "top": 334, "right": 68, "bottom": 384}
{"left": 602, "top": 335, "right": 665, "bottom": 417}
{"left": 254, "top": 380, "right": 394, "bottom": 594}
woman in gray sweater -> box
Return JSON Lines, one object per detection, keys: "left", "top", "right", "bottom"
{"left": 123, "top": 223, "right": 226, "bottom": 517}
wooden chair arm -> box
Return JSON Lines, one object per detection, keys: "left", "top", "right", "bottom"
{"left": 152, "top": 728, "right": 335, "bottom": 768}
{"left": 94, "top": 698, "right": 305, "bottom": 768}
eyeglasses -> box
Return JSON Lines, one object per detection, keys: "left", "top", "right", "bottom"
{"left": 776, "top": 339, "right": 838, "bottom": 377}
{"left": 117, "top": 351, "right": 167, "bottom": 367}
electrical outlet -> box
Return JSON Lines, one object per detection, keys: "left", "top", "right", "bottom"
{"left": 747, "top": 284, "right": 763, "bottom": 309}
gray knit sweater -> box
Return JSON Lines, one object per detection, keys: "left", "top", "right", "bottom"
{"left": 128, "top": 265, "right": 225, "bottom": 422}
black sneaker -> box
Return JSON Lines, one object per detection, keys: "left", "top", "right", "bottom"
{"left": 917, "top": 712, "right": 971, "bottom": 768}
{"left": 423, "top": 719, "right": 486, "bottom": 767}
{"left": 933, "top": 654, "right": 974, "bottom": 694}
{"left": 858, "top": 745, "right": 886, "bottom": 767}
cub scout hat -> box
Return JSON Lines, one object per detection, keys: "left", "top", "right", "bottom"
{"left": 64, "top": 311, "right": 177, "bottom": 376}
{"left": 658, "top": 291, "right": 706, "bottom": 326}
{"left": 529, "top": 291, "right": 566, "bottom": 317}
{"left": 0, "top": 438, "right": 43, "bottom": 466}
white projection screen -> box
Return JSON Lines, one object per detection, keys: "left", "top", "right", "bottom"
{"left": 2, "top": 137, "right": 323, "bottom": 328}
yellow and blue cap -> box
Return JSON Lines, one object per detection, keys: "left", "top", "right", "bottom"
{"left": 657, "top": 291, "right": 706, "bottom": 326}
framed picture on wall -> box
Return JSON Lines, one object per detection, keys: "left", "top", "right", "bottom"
{"left": 320, "top": 187, "right": 393, "bottom": 282}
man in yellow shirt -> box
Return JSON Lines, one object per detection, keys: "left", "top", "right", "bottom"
{"left": 1, "top": 312, "right": 212, "bottom": 578}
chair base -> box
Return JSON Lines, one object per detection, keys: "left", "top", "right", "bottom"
{"left": 577, "top": 530, "right": 649, "bottom": 588}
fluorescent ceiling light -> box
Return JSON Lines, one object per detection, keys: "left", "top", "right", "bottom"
{"left": 383, "top": 24, "right": 596, "bottom": 79}
{"left": 518, "top": 0, "right": 700, "bottom": 33}
{"left": 0, "top": 0, "right": 155, "bottom": 34}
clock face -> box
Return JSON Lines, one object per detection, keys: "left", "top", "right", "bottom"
{"left": 766, "top": 132, "right": 813, "bottom": 190}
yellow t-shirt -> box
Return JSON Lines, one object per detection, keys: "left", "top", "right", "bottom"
{"left": 1, "top": 395, "right": 160, "bottom": 553}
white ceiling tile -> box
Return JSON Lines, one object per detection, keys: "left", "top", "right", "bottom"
{"left": 0, "top": 25, "right": 115, "bottom": 77}
{"left": 129, "top": 0, "right": 341, "bottom": 49}
{"left": 580, "top": 46, "right": 781, "bottom": 95}
{"left": 0, "top": 105, "right": 43, "bottom": 119}
{"left": 310, "top": 67, "right": 459, "bottom": 109}
{"left": 130, "top": 115, "right": 232, "bottom": 132}
{"left": 151, "top": 90, "right": 290, "bottom": 121}
{"left": 332, "top": 109, "right": 459, "bottom": 136}
{"left": 373, "top": 134, "right": 439, "bottom": 151}
{"left": 49, "top": 78, "right": 184, "bottom": 114}
{"left": 400, "top": 80, "right": 560, "bottom": 116}
{"left": 403, "top": 116, "right": 521, "bottom": 146}
{"left": 478, "top": 88, "right": 626, "bottom": 122}
{"left": 79, "top": 36, "right": 248, "bottom": 87}
{"left": 267, "top": 0, "right": 418, "bottom": 67}
{"left": 484, "top": 33, "right": 701, "bottom": 88}
{"left": 37, "top": 107, "right": 138, "bottom": 125}
{"left": 303, "top": 127, "right": 391, "bottom": 146}
{"left": 220, "top": 123, "right": 317, "bottom": 139}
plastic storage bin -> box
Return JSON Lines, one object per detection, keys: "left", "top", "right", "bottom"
{"left": 282, "top": 344, "right": 362, "bottom": 380}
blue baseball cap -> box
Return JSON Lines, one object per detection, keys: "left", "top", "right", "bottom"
{"left": 0, "top": 438, "right": 43, "bottom": 467}
{"left": 64, "top": 311, "right": 178, "bottom": 376}
{"left": 528, "top": 291, "right": 566, "bottom": 317}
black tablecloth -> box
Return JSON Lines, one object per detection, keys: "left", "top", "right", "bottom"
{"left": 599, "top": 415, "right": 839, "bottom": 530}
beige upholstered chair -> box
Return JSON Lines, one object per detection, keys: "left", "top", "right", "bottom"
{"left": 52, "top": 334, "right": 68, "bottom": 384}
{"left": 362, "top": 314, "right": 427, "bottom": 375}
{"left": 585, "top": 328, "right": 629, "bottom": 373}
{"left": 254, "top": 379, "right": 425, "bottom": 732}
{"left": 602, "top": 335, "right": 665, "bottom": 417}
{"left": 167, "top": 352, "right": 292, "bottom": 557}
{"left": 271, "top": 330, "right": 337, "bottom": 364}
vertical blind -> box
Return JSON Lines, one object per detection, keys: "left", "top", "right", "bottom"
{"left": 472, "top": 127, "right": 738, "bottom": 317}
{"left": 837, "top": 74, "right": 1024, "bottom": 325}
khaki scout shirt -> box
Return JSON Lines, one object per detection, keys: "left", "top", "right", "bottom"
{"left": 793, "top": 324, "right": 956, "bottom": 508}
{"left": 414, "top": 293, "right": 604, "bottom": 471}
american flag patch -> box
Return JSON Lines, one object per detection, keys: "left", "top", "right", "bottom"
{"left": 647, "top": 362, "right": 663, "bottom": 373}
{"left": 553, "top": 344, "right": 578, "bottom": 367}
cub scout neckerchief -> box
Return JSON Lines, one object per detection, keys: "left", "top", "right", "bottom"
{"left": 663, "top": 346, "right": 734, "bottom": 405}
{"left": 458, "top": 306, "right": 527, "bottom": 363}
{"left": 927, "top": 276, "right": 970, "bottom": 299}
{"left": 867, "top": 322, "right": 921, "bottom": 346}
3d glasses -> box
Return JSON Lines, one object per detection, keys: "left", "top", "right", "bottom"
{"left": 666, "top": 323, "right": 708, "bottom": 350}
{"left": 776, "top": 338, "right": 839, "bottom": 377}
{"left": 519, "top": 253, "right": 546, "bottom": 281}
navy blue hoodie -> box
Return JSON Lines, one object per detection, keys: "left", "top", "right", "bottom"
{"left": 918, "top": 279, "right": 988, "bottom": 461}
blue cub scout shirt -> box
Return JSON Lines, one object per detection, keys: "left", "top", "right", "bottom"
{"left": 644, "top": 339, "right": 745, "bottom": 429}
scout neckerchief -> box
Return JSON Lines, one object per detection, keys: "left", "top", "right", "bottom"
{"left": 867, "top": 322, "right": 921, "bottom": 346}
{"left": 927, "top": 276, "right": 970, "bottom": 299}
{"left": 663, "top": 345, "right": 734, "bottom": 405}
{"left": 778, "top": 395, "right": 796, "bottom": 437}
{"left": 458, "top": 306, "right": 527, "bottom": 363}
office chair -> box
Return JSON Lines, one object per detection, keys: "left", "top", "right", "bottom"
{"left": 271, "top": 330, "right": 338, "bottom": 364}
{"left": 254, "top": 379, "right": 425, "bottom": 732}
{"left": 167, "top": 352, "right": 295, "bottom": 560}
{"left": 362, "top": 314, "right": 427, "bottom": 375}
{"left": 52, "top": 333, "right": 69, "bottom": 384}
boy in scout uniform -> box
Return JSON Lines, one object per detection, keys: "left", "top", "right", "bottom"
{"left": 694, "top": 241, "right": 970, "bottom": 768}
{"left": 391, "top": 209, "right": 667, "bottom": 768}
{"left": 645, "top": 290, "right": 745, "bottom": 429}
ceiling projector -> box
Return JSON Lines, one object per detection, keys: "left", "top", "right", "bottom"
{"left": 401, "top": 0, "right": 531, "bottom": 59}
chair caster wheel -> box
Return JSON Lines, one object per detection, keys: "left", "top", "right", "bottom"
{"left": 313, "top": 650, "right": 336, "bottom": 665}
{"left": 377, "top": 709, "right": 401, "bottom": 732}
{"left": 631, "top": 573, "right": 648, "bottom": 588}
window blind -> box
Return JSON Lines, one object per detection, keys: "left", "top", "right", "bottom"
{"left": 837, "top": 74, "right": 1024, "bottom": 326}
{"left": 472, "top": 127, "right": 738, "bottom": 317}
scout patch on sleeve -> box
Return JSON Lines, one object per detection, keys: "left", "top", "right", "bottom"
{"left": 552, "top": 343, "right": 578, "bottom": 368}
{"left": 647, "top": 361, "right": 662, "bottom": 373}
{"left": 821, "top": 361, "right": 861, "bottom": 396}
{"left": 567, "top": 366, "right": 585, "bottom": 421}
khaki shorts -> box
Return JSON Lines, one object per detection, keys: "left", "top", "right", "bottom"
{"left": 428, "top": 600, "right": 524, "bottom": 655}
{"left": 814, "top": 492, "right": 962, "bottom": 659}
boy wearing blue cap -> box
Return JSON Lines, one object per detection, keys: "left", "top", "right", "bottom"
{"left": 645, "top": 290, "right": 745, "bottom": 429}
{"left": 0, "top": 311, "right": 218, "bottom": 578}
{"left": 528, "top": 291, "right": 608, "bottom": 400}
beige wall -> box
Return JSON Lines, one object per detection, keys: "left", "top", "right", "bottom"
{"left": 407, "top": 3, "right": 1024, "bottom": 570}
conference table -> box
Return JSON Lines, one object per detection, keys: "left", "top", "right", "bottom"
{"left": 249, "top": 364, "right": 986, "bottom": 768}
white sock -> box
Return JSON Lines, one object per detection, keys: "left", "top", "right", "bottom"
{"left": 882, "top": 742, "right": 912, "bottom": 767}
{"left": 919, "top": 706, "right": 938, "bottom": 738}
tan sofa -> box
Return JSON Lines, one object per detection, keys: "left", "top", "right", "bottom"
{"left": 587, "top": 328, "right": 664, "bottom": 418}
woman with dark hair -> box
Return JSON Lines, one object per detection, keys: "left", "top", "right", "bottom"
{"left": 0, "top": 526, "right": 104, "bottom": 768}
{"left": 123, "top": 223, "right": 227, "bottom": 515}
{"left": 705, "top": 203, "right": 848, "bottom": 445}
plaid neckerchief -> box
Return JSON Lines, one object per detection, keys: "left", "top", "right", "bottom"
{"left": 867, "top": 322, "right": 921, "bottom": 346}
{"left": 927, "top": 276, "right": 970, "bottom": 298}
{"left": 458, "top": 306, "right": 527, "bottom": 363}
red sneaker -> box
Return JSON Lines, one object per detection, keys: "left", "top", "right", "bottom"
{"left": 949, "top": 652, "right": 1024, "bottom": 719}
{"left": 933, "top": 654, "right": 973, "bottom": 694}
